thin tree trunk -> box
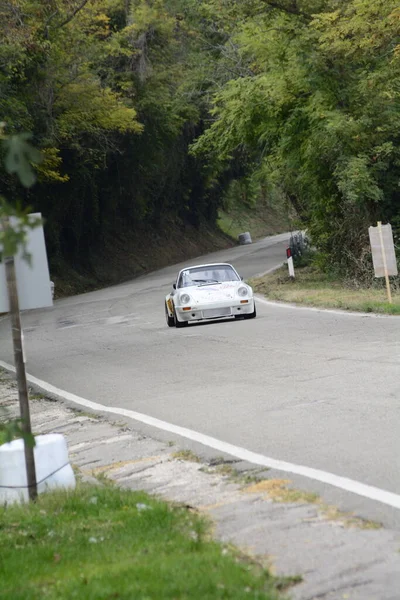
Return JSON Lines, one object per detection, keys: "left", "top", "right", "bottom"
{"left": 2, "top": 218, "right": 37, "bottom": 501}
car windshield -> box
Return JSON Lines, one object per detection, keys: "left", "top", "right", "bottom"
{"left": 177, "top": 265, "right": 239, "bottom": 288}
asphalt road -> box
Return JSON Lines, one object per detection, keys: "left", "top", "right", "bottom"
{"left": 1, "top": 233, "right": 399, "bottom": 527}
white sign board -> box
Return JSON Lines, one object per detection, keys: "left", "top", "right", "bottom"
{"left": 368, "top": 223, "right": 398, "bottom": 278}
{"left": 0, "top": 213, "right": 53, "bottom": 312}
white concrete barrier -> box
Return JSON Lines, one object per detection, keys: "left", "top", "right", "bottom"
{"left": 238, "top": 232, "right": 252, "bottom": 245}
{"left": 0, "top": 433, "right": 76, "bottom": 504}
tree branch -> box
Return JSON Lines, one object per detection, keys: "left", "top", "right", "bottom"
{"left": 56, "top": 0, "right": 91, "bottom": 29}
{"left": 257, "top": 0, "right": 311, "bottom": 19}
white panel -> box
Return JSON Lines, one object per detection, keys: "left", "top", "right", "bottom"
{"left": 0, "top": 213, "right": 53, "bottom": 312}
{"left": 368, "top": 223, "right": 398, "bottom": 278}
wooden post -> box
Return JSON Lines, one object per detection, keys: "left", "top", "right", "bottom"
{"left": 377, "top": 221, "right": 392, "bottom": 304}
{"left": 2, "top": 218, "right": 37, "bottom": 501}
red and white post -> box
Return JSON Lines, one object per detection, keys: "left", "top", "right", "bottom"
{"left": 286, "top": 247, "right": 295, "bottom": 279}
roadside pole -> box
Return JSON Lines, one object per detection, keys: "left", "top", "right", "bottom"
{"left": 286, "top": 247, "right": 295, "bottom": 278}
{"left": 369, "top": 221, "right": 397, "bottom": 305}
{"left": 2, "top": 218, "right": 37, "bottom": 501}
{"left": 377, "top": 221, "right": 392, "bottom": 304}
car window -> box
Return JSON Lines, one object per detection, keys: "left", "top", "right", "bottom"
{"left": 177, "top": 265, "right": 239, "bottom": 288}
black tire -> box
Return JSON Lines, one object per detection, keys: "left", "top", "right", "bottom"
{"left": 174, "top": 310, "right": 188, "bottom": 328}
{"left": 244, "top": 303, "right": 257, "bottom": 320}
{"left": 165, "top": 303, "right": 175, "bottom": 327}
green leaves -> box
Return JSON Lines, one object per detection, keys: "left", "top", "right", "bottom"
{"left": 335, "top": 156, "right": 384, "bottom": 205}
{"left": 1, "top": 0, "right": 399, "bottom": 281}
{"left": 0, "top": 125, "right": 42, "bottom": 259}
{"left": 0, "top": 409, "right": 36, "bottom": 448}
{"left": 2, "top": 133, "right": 43, "bottom": 188}
{"left": 0, "top": 199, "right": 42, "bottom": 261}
{"left": 190, "top": 0, "right": 400, "bottom": 278}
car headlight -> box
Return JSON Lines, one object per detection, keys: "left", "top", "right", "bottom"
{"left": 238, "top": 286, "right": 248, "bottom": 297}
{"left": 180, "top": 293, "right": 191, "bottom": 305}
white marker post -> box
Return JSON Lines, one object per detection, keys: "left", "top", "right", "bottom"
{"left": 368, "top": 221, "right": 398, "bottom": 304}
{"left": 286, "top": 247, "right": 295, "bottom": 278}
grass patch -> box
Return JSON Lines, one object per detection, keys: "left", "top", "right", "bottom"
{"left": 317, "top": 504, "right": 381, "bottom": 530}
{"left": 250, "top": 265, "right": 400, "bottom": 315}
{"left": 29, "top": 393, "right": 45, "bottom": 401}
{"left": 245, "top": 479, "right": 319, "bottom": 505}
{"left": 172, "top": 449, "right": 201, "bottom": 463}
{"left": 215, "top": 465, "right": 268, "bottom": 486}
{"left": 244, "top": 479, "right": 380, "bottom": 529}
{"left": 214, "top": 463, "right": 238, "bottom": 477}
{"left": 70, "top": 408, "right": 102, "bottom": 420}
{"left": 0, "top": 485, "right": 285, "bottom": 599}
{"left": 200, "top": 460, "right": 269, "bottom": 486}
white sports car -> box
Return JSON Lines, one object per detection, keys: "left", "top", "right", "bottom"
{"left": 165, "top": 262, "right": 256, "bottom": 328}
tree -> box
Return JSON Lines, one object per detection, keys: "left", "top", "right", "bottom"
{"left": 0, "top": 0, "right": 233, "bottom": 276}
{"left": 191, "top": 0, "right": 400, "bottom": 279}
{"left": 0, "top": 125, "right": 43, "bottom": 501}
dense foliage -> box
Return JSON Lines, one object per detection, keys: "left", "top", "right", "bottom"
{"left": 191, "top": 0, "right": 400, "bottom": 279}
{"left": 0, "top": 0, "right": 226, "bottom": 272}
{"left": 1, "top": 0, "right": 399, "bottom": 279}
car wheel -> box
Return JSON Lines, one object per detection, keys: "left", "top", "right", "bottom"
{"left": 165, "top": 303, "right": 175, "bottom": 327}
{"left": 244, "top": 303, "right": 257, "bottom": 319}
{"left": 174, "top": 310, "right": 188, "bottom": 328}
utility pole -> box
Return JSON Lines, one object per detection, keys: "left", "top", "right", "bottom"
{"left": 2, "top": 218, "right": 37, "bottom": 501}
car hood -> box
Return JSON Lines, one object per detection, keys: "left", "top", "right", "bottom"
{"left": 184, "top": 283, "right": 244, "bottom": 303}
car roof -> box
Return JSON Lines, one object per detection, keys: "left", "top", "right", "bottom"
{"left": 177, "top": 263, "right": 235, "bottom": 274}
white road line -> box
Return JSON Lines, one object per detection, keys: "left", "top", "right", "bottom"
{"left": 255, "top": 295, "right": 399, "bottom": 319}
{"left": 1, "top": 358, "right": 399, "bottom": 511}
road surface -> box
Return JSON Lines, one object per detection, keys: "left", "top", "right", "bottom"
{"left": 1, "top": 233, "right": 399, "bottom": 527}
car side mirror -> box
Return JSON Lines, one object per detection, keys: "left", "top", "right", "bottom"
{"left": 240, "top": 276, "right": 244, "bottom": 281}
{"left": 173, "top": 283, "right": 176, "bottom": 289}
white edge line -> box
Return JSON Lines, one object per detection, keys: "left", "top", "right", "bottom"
{"left": 1, "top": 359, "right": 399, "bottom": 510}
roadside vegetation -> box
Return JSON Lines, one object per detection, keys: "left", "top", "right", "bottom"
{"left": 218, "top": 197, "right": 291, "bottom": 243}
{"left": 191, "top": 0, "right": 400, "bottom": 284}
{"left": 2, "top": 1, "right": 400, "bottom": 293}
{"left": 251, "top": 261, "right": 400, "bottom": 315}
{"left": 0, "top": 484, "right": 288, "bottom": 600}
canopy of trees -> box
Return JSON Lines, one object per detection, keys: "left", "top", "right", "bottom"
{"left": 1, "top": 0, "right": 399, "bottom": 279}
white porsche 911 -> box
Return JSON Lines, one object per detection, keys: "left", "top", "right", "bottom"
{"left": 165, "top": 262, "right": 256, "bottom": 328}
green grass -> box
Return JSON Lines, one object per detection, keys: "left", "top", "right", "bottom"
{"left": 29, "top": 393, "right": 46, "bottom": 401}
{"left": 0, "top": 484, "right": 285, "bottom": 600}
{"left": 172, "top": 449, "right": 201, "bottom": 462}
{"left": 250, "top": 266, "right": 400, "bottom": 315}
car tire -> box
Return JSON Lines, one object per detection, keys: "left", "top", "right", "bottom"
{"left": 165, "top": 303, "right": 175, "bottom": 327}
{"left": 244, "top": 303, "right": 257, "bottom": 319}
{"left": 174, "top": 310, "right": 188, "bottom": 328}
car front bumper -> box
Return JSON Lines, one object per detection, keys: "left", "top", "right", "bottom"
{"left": 176, "top": 298, "right": 255, "bottom": 322}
